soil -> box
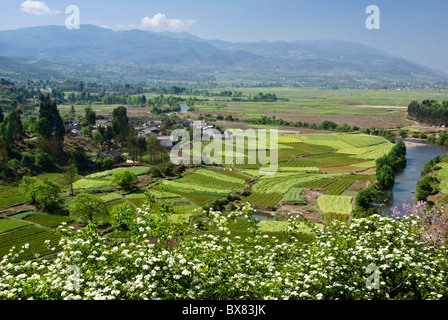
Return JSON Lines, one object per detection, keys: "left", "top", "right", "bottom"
{"left": 0, "top": 203, "right": 36, "bottom": 218}
{"left": 347, "top": 180, "right": 370, "bottom": 192}
{"left": 276, "top": 188, "right": 328, "bottom": 224}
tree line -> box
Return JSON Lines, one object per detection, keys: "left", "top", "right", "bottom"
{"left": 354, "top": 140, "right": 407, "bottom": 217}
{"left": 408, "top": 100, "right": 448, "bottom": 126}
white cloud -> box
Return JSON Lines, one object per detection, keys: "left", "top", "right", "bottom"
{"left": 140, "top": 13, "right": 195, "bottom": 32}
{"left": 20, "top": 1, "right": 60, "bottom": 16}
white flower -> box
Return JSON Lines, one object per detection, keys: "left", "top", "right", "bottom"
{"left": 182, "top": 269, "right": 191, "bottom": 276}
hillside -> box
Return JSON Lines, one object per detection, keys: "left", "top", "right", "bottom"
{"left": 0, "top": 25, "right": 446, "bottom": 84}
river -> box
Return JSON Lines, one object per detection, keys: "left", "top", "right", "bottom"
{"left": 377, "top": 139, "right": 447, "bottom": 215}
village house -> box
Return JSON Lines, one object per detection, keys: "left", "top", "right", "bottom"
{"left": 96, "top": 149, "right": 126, "bottom": 164}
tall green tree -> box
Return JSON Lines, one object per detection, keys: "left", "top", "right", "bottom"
{"left": 112, "top": 106, "right": 130, "bottom": 144}
{"left": 84, "top": 106, "right": 96, "bottom": 127}
{"left": 36, "top": 94, "right": 65, "bottom": 153}
{"left": 5, "top": 106, "right": 24, "bottom": 148}
{"left": 69, "top": 193, "right": 107, "bottom": 223}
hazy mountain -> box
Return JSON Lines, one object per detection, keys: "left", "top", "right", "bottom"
{"left": 0, "top": 24, "right": 446, "bottom": 83}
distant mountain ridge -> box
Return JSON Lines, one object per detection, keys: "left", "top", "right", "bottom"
{"left": 0, "top": 24, "right": 446, "bottom": 83}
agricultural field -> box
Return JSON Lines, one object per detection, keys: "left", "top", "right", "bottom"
{"left": 0, "top": 131, "right": 388, "bottom": 262}
{"left": 283, "top": 188, "right": 305, "bottom": 204}
{"left": 185, "top": 87, "right": 448, "bottom": 129}
{"left": 297, "top": 178, "right": 354, "bottom": 195}
{"left": 242, "top": 193, "right": 283, "bottom": 207}
{"left": 0, "top": 218, "right": 32, "bottom": 234}
{"left": 317, "top": 195, "right": 353, "bottom": 214}
{"left": 0, "top": 227, "right": 61, "bottom": 261}
{"left": 23, "top": 213, "right": 74, "bottom": 228}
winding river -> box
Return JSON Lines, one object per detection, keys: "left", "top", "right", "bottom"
{"left": 377, "top": 139, "right": 447, "bottom": 215}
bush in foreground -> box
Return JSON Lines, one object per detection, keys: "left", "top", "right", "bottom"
{"left": 0, "top": 201, "right": 447, "bottom": 300}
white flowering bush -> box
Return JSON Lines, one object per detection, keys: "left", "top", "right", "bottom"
{"left": 0, "top": 200, "right": 447, "bottom": 300}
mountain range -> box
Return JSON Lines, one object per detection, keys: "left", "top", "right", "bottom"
{"left": 0, "top": 24, "right": 446, "bottom": 84}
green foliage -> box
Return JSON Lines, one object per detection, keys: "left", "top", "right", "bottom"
{"left": 19, "top": 176, "right": 62, "bottom": 210}
{"left": 376, "top": 164, "right": 395, "bottom": 190}
{"left": 2, "top": 204, "right": 447, "bottom": 299}
{"left": 415, "top": 176, "right": 439, "bottom": 202}
{"left": 408, "top": 99, "right": 448, "bottom": 126}
{"left": 355, "top": 185, "right": 381, "bottom": 210}
{"left": 84, "top": 106, "right": 96, "bottom": 127}
{"left": 69, "top": 193, "right": 108, "bottom": 223}
{"left": 111, "top": 170, "right": 138, "bottom": 190}
{"left": 36, "top": 94, "right": 65, "bottom": 152}
{"left": 35, "top": 152, "right": 55, "bottom": 171}
{"left": 111, "top": 203, "right": 136, "bottom": 233}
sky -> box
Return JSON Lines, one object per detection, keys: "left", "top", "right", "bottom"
{"left": 1, "top": 0, "right": 448, "bottom": 73}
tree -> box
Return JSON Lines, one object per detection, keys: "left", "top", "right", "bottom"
{"left": 72, "top": 147, "right": 88, "bottom": 171}
{"left": 62, "top": 159, "right": 78, "bottom": 196}
{"left": 20, "top": 177, "right": 62, "bottom": 210}
{"left": 111, "top": 203, "right": 135, "bottom": 232}
{"left": 84, "top": 106, "right": 96, "bottom": 127}
{"left": 69, "top": 193, "right": 108, "bottom": 223}
{"left": 112, "top": 106, "right": 130, "bottom": 144}
{"left": 37, "top": 94, "right": 65, "bottom": 153}
{"left": 111, "top": 170, "right": 138, "bottom": 190}
{"left": 35, "top": 152, "right": 55, "bottom": 171}
{"left": 146, "top": 136, "right": 167, "bottom": 164}
{"left": 5, "top": 106, "right": 24, "bottom": 146}
{"left": 102, "top": 157, "right": 115, "bottom": 170}
{"left": 127, "top": 135, "right": 147, "bottom": 162}
{"left": 19, "top": 176, "right": 39, "bottom": 204}
{"left": 376, "top": 164, "right": 395, "bottom": 190}
{"left": 92, "top": 131, "right": 104, "bottom": 146}
{"left": 416, "top": 176, "right": 439, "bottom": 202}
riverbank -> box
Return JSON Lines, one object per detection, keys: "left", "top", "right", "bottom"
{"left": 401, "top": 138, "right": 430, "bottom": 149}
{"left": 378, "top": 140, "right": 447, "bottom": 215}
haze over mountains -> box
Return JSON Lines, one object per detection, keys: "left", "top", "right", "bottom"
{"left": 0, "top": 24, "right": 446, "bottom": 84}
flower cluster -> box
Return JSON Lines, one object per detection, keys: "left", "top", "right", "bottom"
{"left": 0, "top": 204, "right": 447, "bottom": 300}
{"left": 392, "top": 201, "right": 448, "bottom": 246}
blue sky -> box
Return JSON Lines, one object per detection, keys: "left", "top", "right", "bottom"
{"left": 1, "top": 0, "right": 448, "bottom": 73}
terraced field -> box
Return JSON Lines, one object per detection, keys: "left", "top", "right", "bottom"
{"left": 0, "top": 227, "right": 61, "bottom": 261}
{"left": 283, "top": 188, "right": 305, "bottom": 204}
{"left": 317, "top": 195, "right": 353, "bottom": 214}
{"left": 243, "top": 193, "right": 283, "bottom": 207}
{"left": 297, "top": 178, "right": 354, "bottom": 195}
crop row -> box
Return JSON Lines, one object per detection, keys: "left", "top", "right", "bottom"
{"left": 243, "top": 193, "right": 283, "bottom": 207}
{"left": 0, "top": 227, "right": 61, "bottom": 261}
{"left": 283, "top": 188, "right": 305, "bottom": 203}
{"left": 24, "top": 213, "right": 74, "bottom": 229}
{"left": 298, "top": 178, "right": 353, "bottom": 195}
{"left": 280, "top": 159, "right": 318, "bottom": 167}
{"left": 0, "top": 219, "right": 32, "bottom": 234}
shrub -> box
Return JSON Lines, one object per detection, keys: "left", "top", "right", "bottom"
{"left": 111, "top": 170, "right": 138, "bottom": 190}
{"left": 1, "top": 204, "right": 448, "bottom": 300}
{"left": 35, "top": 152, "right": 55, "bottom": 170}
{"left": 102, "top": 158, "right": 115, "bottom": 170}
